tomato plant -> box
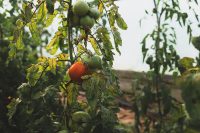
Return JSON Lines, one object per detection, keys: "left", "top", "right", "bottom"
{"left": 178, "top": 52, "right": 200, "bottom": 131}
{"left": 5, "top": 0, "right": 127, "bottom": 133}
{"left": 135, "top": 0, "right": 199, "bottom": 132}
{"left": 0, "top": 1, "right": 44, "bottom": 132}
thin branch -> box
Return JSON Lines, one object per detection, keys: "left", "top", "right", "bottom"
{"left": 24, "top": 1, "right": 45, "bottom": 25}
{"left": 67, "top": 0, "right": 74, "bottom": 63}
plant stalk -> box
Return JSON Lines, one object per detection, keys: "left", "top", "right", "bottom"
{"left": 153, "top": 0, "right": 163, "bottom": 130}
{"left": 67, "top": 0, "right": 73, "bottom": 63}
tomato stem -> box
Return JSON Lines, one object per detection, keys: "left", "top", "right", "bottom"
{"left": 68, "top": 0, "right": 74, "bottom": 63}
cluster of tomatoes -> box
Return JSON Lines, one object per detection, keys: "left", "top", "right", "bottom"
{"left": 68, "top": 1, "right": 102, "bottom": 82}
{"left": 71, "top": 0, "right": 100, "bottom": 28}
{"left": 68, "top": 55, "right": 102, "bottom": 82}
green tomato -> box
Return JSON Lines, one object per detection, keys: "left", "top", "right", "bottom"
{"left": 192, "top": 36, "right": 200, "bottom": 51}
{"left": 73, "top": 0, "right": 89, "bottom": 16}
{"left": 89, "top": 8, "right": 100, "bottom": 19}
{"left": 82, "top": 55, "right": 102, "bottom": 69}
{"left": 81, "top": 54, "right": 90, "bottom": 63}
{"left": 72, "top": 111, "right": 91, "bottom": 123}
{"left": 88, "top": 56, "right": 102, "bottom": 69}
{"left": 58, "top": 130, "right": 68, "bottom": 133}
{"left": 80, "top": 15, "right": 95, "bottom": 28}
{"left": 71, "top": 111, "right": 91, "bottom": 132}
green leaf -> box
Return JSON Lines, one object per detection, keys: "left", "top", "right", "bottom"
{"left": 115, "top": 13, "right": 127, "bottom": 30}
{"left": 16, "top": 32, "right": 24, "bottom": 50}
{"left": 77, "top": 43, "right": 86, "bottom": 53}
{"left": 38, "top": 57, "right": 48, "bottom": 63}
{"left": 46, "top": 0, "right": 54, "bottom": 14}
{"left": 46, "top": 32, "right": 61, "bottom": 55}
{"left": 16, "top": 19, "right": 24, "bottom": 29}
{"left": 24, "top": 4, "right": 32, "bottom": 22}
{"left": 26, "top": 64, "right": 46, "bottom": 86}
{"left": 32, "top": 85, "right": 57, "bottom": 100}
{"left": 112, "top": 26, "right": 122, "bottom": 54}
{"left": 97, "top": 27, "right": 114, "bottom": 62}
{"left": 82, "top": 75, "right": 99, "bottom": 108}
{"left": 88, "top": 37, "right": 101, "bottom": 55}
{"left": 26, "top": 57, "right": 49, "bottom": 86}
{"left": 48, "top": 58, "right": 57, "bottom": 74}
{"left": 37, "top": 2, "right": 47, "bottom": 22}
{"left": 8, "top": 43, "right": 17, "bottom": 60}
{"left": 100, "top": 106, "right": 117, "bottom": 127}
{"left": 28, "top": 20, "right": 40, "bottom": 41}
{"left": 45, "top": 10, "right": 58, "bottom": 27}
{"left": 12, "top": 28, "right": 24, "bottom": 50}
{"left": 66, "top": 83, "right": 78, "bottom": 106}
{"left": 7, "top": 98, "right": 21, "bottom": 121}
{"left": 178, "top": 57, "right": 194, "bottom": 69}
{"left": 141, "top": 34, "right": 149, "bottom": 61}
{"left": 108, "top": 12, "right": 115, "bottom": 27}
{"left": 98, "top": 2, "right": 103, "bottom": 14}
{"left": 56, "top": 53, "right": 69, "bottom": 60}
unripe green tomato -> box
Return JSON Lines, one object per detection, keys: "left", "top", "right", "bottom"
{"left": 89, "top": 8, "right": 100, "bottom": 19}
{"left": 81, "top": 54, "right": 90, "bottom": 63}
{"left": 88, "top": 56, "right": 102, "bottom": 69}
{"left": 82, "top": 55, "right": 102, "bottom": 69}
{"left": 192, "top": 36, "right": 200, "bottom": 51}
{"left": 72, "top": 111, "right": 91, "bottom": 122}
{"left": 58, "top": 130, "right": 69, "bottom": 133}
{"left": 73, "top": 0, "right": 89, "bottom": 16}
{"left": 71, "top": 111, "right": 91, "bottom": 132}
{"left": 80, "top": 15, "right": 95, "bottom": 28}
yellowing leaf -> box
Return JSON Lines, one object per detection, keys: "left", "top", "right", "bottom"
{"left": 28, "top": 20, "right": 40, "bottom": 40}
{"left": 48, "top": 58, "right": 57, "bottom": 74}
{"left": 38, "top": 57, "right": 48, "bottom": 63}
{"left": 46, "top": 33, "right": 60, "bottom": 55}
{"left": 45, "top": 10, "right": 58, "bottom": 27}
{"left": 98, "top": 2, "right": 104, "bottom": 14}
{"left": 66, "top": 83, "right": 78, "bottom": 105}
{"left": 27, "top": 64, "right": 45, "bottom": 86}
{"left": 179, "top": 57, "right": 194, "bottom": 69}
{"left": 77, "top": 43, "right": 86, "bottom": 53}
{"left": 8, "top": 43, "right": 16, "bottom": 60}
{"left": 57, "top": 53, "right": 69, "bottom": 60}
{"left": 16, "top": 31, "right": 24, "bottom": 50}
{"left": 16, "top": 19, "right": 24, "bottom": 29}
{"left": 37, "top": 2, "right": 48, "bottom": 22}
{"left": 88, "top": 37, "right": 101, "bottom": 55}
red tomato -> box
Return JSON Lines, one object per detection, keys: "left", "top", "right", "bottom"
{"left": 68, "top": 61, "right": 87, "bottom": 82}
